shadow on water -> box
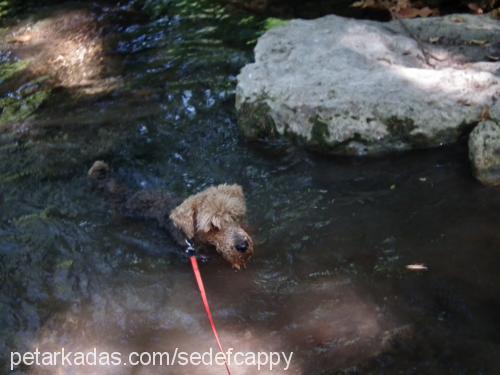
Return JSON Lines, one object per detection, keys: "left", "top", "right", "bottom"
{"left": 1, "top": 0, "right": 500, "bottom": 373}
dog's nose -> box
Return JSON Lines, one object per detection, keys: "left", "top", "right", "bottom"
{"left": 235, "top": 240, "right": 249, "bottom": 253}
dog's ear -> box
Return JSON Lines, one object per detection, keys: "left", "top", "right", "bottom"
{"left": 171, "top": 184, "right": 247, "bottom": 236}
{"left": 217, "top": 184, "right": 246, "bottom": 218}
{"left": 196, "top": 184, "right": 247, "bottom": 233}
{"left": 169, "top": 197, "right": 196, "bottom": 239}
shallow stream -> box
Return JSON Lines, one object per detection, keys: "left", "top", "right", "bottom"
{"left": 1, "top": 1, "right": 500, "bottom": 373}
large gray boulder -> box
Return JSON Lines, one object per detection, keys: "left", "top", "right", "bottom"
{"left": 236, "top": 14, "right": 500, "bottom": 155}
{"left": 469, "top": 103, "right": 500, "bottom": 186}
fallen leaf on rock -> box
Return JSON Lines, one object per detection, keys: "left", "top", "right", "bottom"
{"left": 467, "top": 3, "right": 484, "bottom": 14}
{"left": 351, "top": 0, "right": 438, "bottom": 18}
{"left": 480, "top": 106, "right": 491, "bottom": 122}
{"left": 352, "top": 0, "right": 373, "bottom": 8}
{"left": 466, "top": 39, "right": 488, "bottom": 46}
{"left": 395, "top": 6, "right": 436, "bottom": 18}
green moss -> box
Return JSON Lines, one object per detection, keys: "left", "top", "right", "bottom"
{"left": 0, "top": 88, "right": 50, "bottom": 126}
{"left": 237, "top": 101, "right": 277, "bottom": 139}
{"left": 238, "top": 15, "right": 257, "bottom": 26}
{"left": 14, "top": 207, "right": 51, "bottom": 226}
{"left": 0, "top": 60, "right": 51, "bottom": 127}
{"left": 308, "top": 116, "right": 376, "bottom": 155}
{"left": 0, "top": 61, "right": 29, "bottom": 85}
{"left": 57, "top": 259, "right": 74, "bottom": 269}
{"left": 135, "top": 0, "right": 237, "bottom": 20}
{"left": 0, "top": 172, "right": 27, "bottom": 183}
{"left": 384, "top": 116, "right": 415, "bottom": 138}
{"left": 263, "top": 17, "right": 289, "bottom": 31}
{"left": 0, "top": 0, "right": 10, "bottom": 19}
{"left": 247, "top": 17, "right": 289, "bottom": 45}
{"left": 310, "top": 115, "right": 331, "bottom": 150}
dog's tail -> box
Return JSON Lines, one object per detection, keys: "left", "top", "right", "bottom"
{"left": 88, "top": 160, "right": 129, "bottom": 203}
{"left": 88, "top": 160, "right": 110, "bottom": 181}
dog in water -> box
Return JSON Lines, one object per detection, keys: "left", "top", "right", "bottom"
{"left": 88, "top": 161, "right": 253, "bottom": 269}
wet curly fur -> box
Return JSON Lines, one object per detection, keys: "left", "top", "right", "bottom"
{"left": 88, "top": 161, "right": 253, "bottom": 269}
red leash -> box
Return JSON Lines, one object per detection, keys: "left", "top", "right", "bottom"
{"left": 190, "top": 256, "right": 231, "bottom": 375}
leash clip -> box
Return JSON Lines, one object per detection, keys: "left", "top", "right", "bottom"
{"left": 185, "top": 239, "right": 196, "bottom": 257}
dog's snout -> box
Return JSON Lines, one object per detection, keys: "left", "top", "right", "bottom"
{"left": 235, "top": 240, "right": 249, "bottom": 253}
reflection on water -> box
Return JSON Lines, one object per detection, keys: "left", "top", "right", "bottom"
{"left": 1, "top": 1, "right": 500, "bottom": 373}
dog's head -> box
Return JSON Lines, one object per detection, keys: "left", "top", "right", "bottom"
{"left": 169, "top": 184, "right": 253, "bottom": 269}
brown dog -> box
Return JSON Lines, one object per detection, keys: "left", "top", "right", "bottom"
{"left": 88, "top": 161, "right": 253, "bottom": 269}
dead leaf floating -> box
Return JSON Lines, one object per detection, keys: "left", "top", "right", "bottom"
{"left": 406, "top": 264, "right": 428, "bottom": 271}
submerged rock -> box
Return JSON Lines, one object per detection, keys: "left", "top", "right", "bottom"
{"left": 236, "top": 14, "right": 500, "bottom": 155}
{"left": 469, "top": 104, "right": 500, "bottom": 186}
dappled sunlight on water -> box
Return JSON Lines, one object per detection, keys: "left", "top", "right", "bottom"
{"left": 3, "top": 7, "right": 121, "bottom": 94}
{"left": 27, "top": 260, "right": 404, "bottom": 374}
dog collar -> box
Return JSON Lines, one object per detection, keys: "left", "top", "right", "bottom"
{"left": 185, "top": 239, "right": 196, "bottom": 257}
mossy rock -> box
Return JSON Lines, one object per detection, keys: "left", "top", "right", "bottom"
{"left": 0, "top": 61, "right": 29, "bottom": 85}
{"left": 237, "top": 100, "right": 277, "bottom": 139}
{"left": 0, "top": 88, "right": 50, "bottom": 127}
